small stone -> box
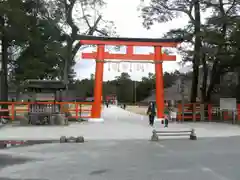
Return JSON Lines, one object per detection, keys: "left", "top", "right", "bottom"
{"left": 66, "top": 136, "right": 75, "bottom": 142}
{"left": 69, "top": 136, "right": 75, "bottom": 140}
{"left": 76, "top": 136, "right": 84, "bottom": 143}
{"left": 60, "top": 136, "right": 67, "bottom": 143}
{"left": 55, "top": 114, "right": 65, "bottom": 125}
{"left": 49, "top": 116, "right": 55, "bottom": 125}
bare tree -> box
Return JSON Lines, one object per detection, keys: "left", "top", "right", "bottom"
{"left": 47, "top": 0, "right": 117, "bottom": 89}
{"left": 140, "top": 0, "right": 202, "bottom": 102}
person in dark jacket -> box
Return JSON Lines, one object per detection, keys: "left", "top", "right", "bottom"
{"left": 147, "top": 102, "right": 156, "bottom": 126}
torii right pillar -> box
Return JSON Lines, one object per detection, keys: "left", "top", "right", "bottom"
{"left": 154, "top": 46, "right": 165, "bottom": 121}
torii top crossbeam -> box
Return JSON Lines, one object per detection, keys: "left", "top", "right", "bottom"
{"left": 79, "top": 35, "right": 183, "bottom": 46}
{"left": 79, "top": 35, "right": 183, "bottom": 62}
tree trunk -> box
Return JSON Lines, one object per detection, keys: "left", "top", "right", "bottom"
{"left": 190, "top": 0, "right": 201, "bottom": 103}
{"left": 205, "top": 0, "right": 227, "bottom": 103}
{"left": 201, "top": 55, "right": 208, "bottom": 103}
{"left": 205, "top": 63, "right": 220, "bottom": 102}
{"left": 0, "top": 18, "right": 10, "bottom": 118}
{"left": 63, "top": 37, "right": 73, "bottom": 90}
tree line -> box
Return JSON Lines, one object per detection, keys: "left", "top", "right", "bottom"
{"left": 141, "top": 0, "right": 240, "bottom": 102}
{"left": 0, "top": 0, "right": 116, "bottom": 102}
{"left": 71, "top": 71, "right": 182, "bottom": 103}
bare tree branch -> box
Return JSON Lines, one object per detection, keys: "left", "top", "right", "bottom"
{"left": 72, "top": 15, "right": 102, "bottom": 59}
{"left": 95, "top": 28, "right": 108, "bottom": 36}
{"left": 64, "top": 0, "right": 78, "bottom": 36}
{"left": 226, "top": 0, "right": 237, "bottom": 14}
{"left": 160, "top": 3, "right": 193, "bottom": 19}
{"left": 87, "top": 15, "right": 102, "bottom": 35}
{"left": 80, "top": 0, "right": 92, "bottom": 29}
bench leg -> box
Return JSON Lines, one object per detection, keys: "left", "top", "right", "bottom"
{"left": 151, "top": 132, "right": 159, "bottom": 141}
{"left": 190, "top": 129, "right": 197, "bottom": 140}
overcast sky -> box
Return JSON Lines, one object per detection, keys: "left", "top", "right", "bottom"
{"left": 74, "top": 0, "right": 190, "bottom": 81}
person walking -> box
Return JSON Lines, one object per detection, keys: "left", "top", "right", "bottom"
{"left": 147, "top": 102, "right": 156, "bottom": 126}
{"left": 164, "top": 106, "right": 172, "bottom": 127}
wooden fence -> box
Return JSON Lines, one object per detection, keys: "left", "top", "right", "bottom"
{"left": 177, "top": 103, "right": 240, "bottom": 123}
{"left": 0, "top": 101, "right": 93, "bottom": 120}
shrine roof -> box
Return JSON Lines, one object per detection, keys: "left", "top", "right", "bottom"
{"left": 23, "top": 80, "right": 66, "bottom": 90}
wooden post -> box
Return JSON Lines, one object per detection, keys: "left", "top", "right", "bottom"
{"left": 237, "top": 104, "right": 240, "bottom": 122}
{"left": 91, "top": 45, "right": 104, "bottom": 119}
{"left": 200, "top": 103, "right": 205, "bottom": 121}
{"left": 192, "top": 103, "right": 196, "bottom": 121}
{"left": 181, "top": 101, "right": 185, "bottom": 122}
{"left": 208, "top": 104, "right": 212, "bottom": 122}
{"left": 75, "top": 102, "right": 79, "bottom": 119}
{"left": 79, "top": 104, "right": 82, "bottom": 117}
{"left": 223, "top": 111, "right": 228, "bottom": 121}
{"left": 154, "top": 46, "right": 164, "bottom": 120}
{"left": 177, "top": 104, "right": 181, "bottom": 121}
{"left": 11, "top": 103, "right": 15, "bottom": 121}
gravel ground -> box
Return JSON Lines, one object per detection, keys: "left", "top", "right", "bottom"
{"left": 0, "top": 106, "right": 240, "bottom": 180}
{"left": 0, "top": 137, "right": 240, "bottom": 180}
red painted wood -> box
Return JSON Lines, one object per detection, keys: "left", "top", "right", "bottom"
{"left": 80, "top": 40, "right": 180, "bottom": 47}
{"left": 82, "top": 52, "right": 176, "bottom": 61}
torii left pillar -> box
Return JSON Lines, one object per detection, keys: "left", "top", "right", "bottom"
{"left": 88, "top": 45, "right": 105, "bottom": 122}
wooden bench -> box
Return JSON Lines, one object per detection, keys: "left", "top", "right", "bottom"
{"left": 151, "top": 129, "right": 197, "bottom": 141}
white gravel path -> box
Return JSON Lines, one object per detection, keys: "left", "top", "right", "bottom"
{"left": 0, "top": 106, "right": 239, "bottom": 140}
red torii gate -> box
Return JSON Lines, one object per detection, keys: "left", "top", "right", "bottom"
{"left": 79, "top": 35, "right": 182, "bottom": 122}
